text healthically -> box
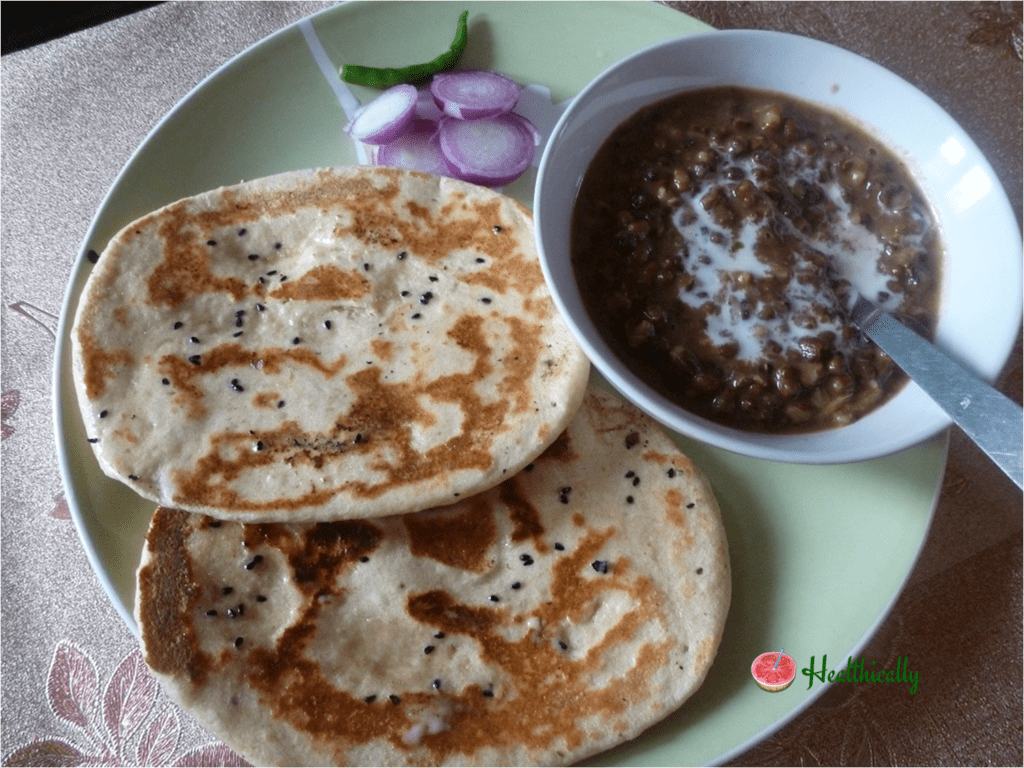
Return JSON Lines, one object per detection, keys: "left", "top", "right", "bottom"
{"left": 802, "top": 655, "right": 918, "bottom": 695}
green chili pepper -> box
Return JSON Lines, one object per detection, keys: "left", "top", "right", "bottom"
{"left": 340, "top": 11, "right": 469, "bottom": 88}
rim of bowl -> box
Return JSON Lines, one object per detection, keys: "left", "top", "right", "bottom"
{"left": 534, "top": 29, "right": 1023, "bottom": 464}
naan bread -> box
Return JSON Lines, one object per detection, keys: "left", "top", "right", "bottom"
{"left": 71, "top": 167, "right": 589, "bottom": 522}
{"left": 136, "top": 386, "right": 731, "bottom": 766}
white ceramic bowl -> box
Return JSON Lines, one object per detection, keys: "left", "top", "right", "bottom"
{"left": 534, "top": 30, "right": 1022, "bottom": 464}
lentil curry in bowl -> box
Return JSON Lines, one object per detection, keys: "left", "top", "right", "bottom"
{"left": 571, "top": 85, "right": 942, "bottom": 435}
{"left": 535, "top": 30, "right": 1023, "bottom": 463}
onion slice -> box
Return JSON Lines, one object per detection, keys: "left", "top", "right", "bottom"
{"left": 437, "top": 113, "right": 539, "bottom": 187}
{"left": 375, "top": 119, "right": 448, "bottom": 176}
{"left": 430, "top": 71, "right": 522, "bottom": 121}
{"left": 346, "top": 84, "right": 418, "bottom": 145}
{"left": 414, "top": 87, "right": 445, "bottom": 121}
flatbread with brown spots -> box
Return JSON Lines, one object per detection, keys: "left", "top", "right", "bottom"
{"left": 71, "top": 166, "right": 589, "bottom": 522}
{"left": 135, "top": 385, "right": 731, "bottom": 766}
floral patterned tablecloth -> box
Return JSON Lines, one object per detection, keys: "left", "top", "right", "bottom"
{"left": 2, "top": 2, "right": 1020, "bottom": 765}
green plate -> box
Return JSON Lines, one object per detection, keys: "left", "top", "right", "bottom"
{"left": 53, "top": 3, "right": 945, "bottom": 765}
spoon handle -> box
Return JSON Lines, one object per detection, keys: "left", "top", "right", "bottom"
{"left": 852, "top": 297, "right": 1023, "bottom": 490}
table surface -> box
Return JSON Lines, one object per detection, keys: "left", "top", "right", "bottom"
{"left": 2, "top": 2, "right": 1020, "bottom": 766}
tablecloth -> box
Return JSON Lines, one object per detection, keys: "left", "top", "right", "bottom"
{"left": 2, "top": 2, "right": 1021, "bottom": 765}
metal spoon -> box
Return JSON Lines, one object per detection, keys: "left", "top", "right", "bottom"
{"left": 850, "top": 295, "right": 1023, "bottom": 490}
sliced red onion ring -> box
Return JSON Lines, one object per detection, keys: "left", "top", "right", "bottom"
{"left": 430, "top": 70, "right": 522, "bottom": 121}
{"left": 437, "top": 113, "right": 539, "bottom": 187}
{"left": 346, "top": 84, "right": 418, "bottom": 145}
{"left": 414, "top": 87, "right": 445, "bottom": 122}
{"left": 375, "top": 119, "right": 448, "bottom": 176}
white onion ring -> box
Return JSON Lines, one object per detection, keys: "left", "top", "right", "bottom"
{"left": 430, "top": 70, "right": 522, "bottom": 121}
{"left": 437, "top": 112, "right": 539, "bottom": 187}
{"left": 346, "top": 84, "right": 418, "bottom": 145}
{"left": 375, "top": 119, "right": 447, "bottom": 176}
